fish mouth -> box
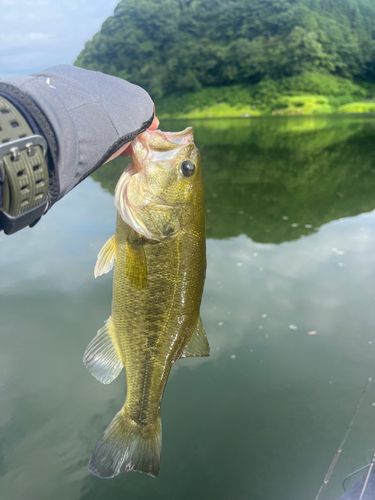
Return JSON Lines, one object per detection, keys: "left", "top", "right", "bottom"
{"left": 133, "top": 127, "right": 194, "bottom": 165}
{"left": 114, "top": 128, "right": 194, "bottom": 239}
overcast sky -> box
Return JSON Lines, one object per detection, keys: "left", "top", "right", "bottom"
{"left": 0, "top": 0, "right": 119, "bottom": 79}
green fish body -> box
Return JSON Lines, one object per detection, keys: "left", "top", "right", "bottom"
{"left": 84, "top": 128, "right": 208, "bottom": 478}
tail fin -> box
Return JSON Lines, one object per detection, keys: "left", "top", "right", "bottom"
{"left": 88, "top": 409, "right": 162, "bottom": 478}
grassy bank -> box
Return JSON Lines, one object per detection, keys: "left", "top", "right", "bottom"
{"left": 155, "top": 72, "right": 375, "bottom": 119}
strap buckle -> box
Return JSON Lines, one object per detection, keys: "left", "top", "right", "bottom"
{"left": 0, "top": 135, "right": 48, "bottom": 235}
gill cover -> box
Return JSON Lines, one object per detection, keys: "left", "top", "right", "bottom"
{"left": 114, "top": 128, "right": 200, "bottom": 241}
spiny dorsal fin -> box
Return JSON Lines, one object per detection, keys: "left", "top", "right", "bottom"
{"left": 83, "top": 317, "right": 123, "bottom": 384}
{"left": 181, "top": 317, "right": 210, "bottom": 358}
{"left": 95, "top": 235, "right": 116, "bottom": 278}
{"left": 126, "top": 236, "right": 147, "bottom": 289}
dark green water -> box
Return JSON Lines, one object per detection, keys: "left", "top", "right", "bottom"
{"left": 1, "top": 115, "right": 375, "bottom": 500}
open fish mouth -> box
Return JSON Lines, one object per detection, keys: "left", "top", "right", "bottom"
{"left": 133, "top": 127, "right": 194, "bottom": 166}
{"left": 114, "top": 128, "right": 194, "bottom": 239}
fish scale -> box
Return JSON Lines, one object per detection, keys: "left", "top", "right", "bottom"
{"left": 83, "top": 127, "right": 209, "bottom": 478}
{"left": 114, "top": 213, "right": 204, "bottom": 425}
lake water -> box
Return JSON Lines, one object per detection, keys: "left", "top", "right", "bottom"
{"left": 1, "top": 115, "right": 375, "bottom": 500}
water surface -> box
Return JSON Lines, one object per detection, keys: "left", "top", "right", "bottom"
{"left": 1, "top": 115, "right": 375, "bottom": 500}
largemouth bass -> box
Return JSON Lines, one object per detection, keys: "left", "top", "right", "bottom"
{"left": 83, "top": 127, "right": 209, "bottom": 478}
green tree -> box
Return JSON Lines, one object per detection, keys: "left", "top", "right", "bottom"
{"left": 75, "top": 0, "right": 375, "bottom": 98}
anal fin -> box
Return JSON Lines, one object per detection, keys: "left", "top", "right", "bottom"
{"left": 180, "top": 317, "right": 210, "bottom": 358}
{"left": 95, "top": 234, "right": 116, "bottom": 278}
{"left": 83, "top": 317, "right": 123, "bottom": 384}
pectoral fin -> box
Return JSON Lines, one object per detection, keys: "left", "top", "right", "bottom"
{"left": 95, "top": 235, "right": 116, "bottom": 278}
{"left": 181, "top": 317, "right": 210, "bottom": 358}
{"left": 83, "top": 317, "right": 123, "bottom": 384}
{"left": 126, "top": 237, "right": 147, "bottom": 289}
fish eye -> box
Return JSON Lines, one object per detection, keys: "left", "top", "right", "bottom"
{"left": 180, "top": 160, "right": 195, "bottom": 177}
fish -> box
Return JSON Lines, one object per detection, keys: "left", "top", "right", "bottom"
{"left": 83, "top": 127, "right": 209, "bottom": 478}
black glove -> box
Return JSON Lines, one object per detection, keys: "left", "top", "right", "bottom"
{"left": 0, "top": 65, "right": 154, "bottom": 232}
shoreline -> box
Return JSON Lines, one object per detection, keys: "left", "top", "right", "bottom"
{"left": 155, "top": 77, "right": 375, "bottom": 120}
{"left": 159, "top": 111, "right": 375, "bottom": 120}
{"left": 158, "top": 99, "right": 375, "bottom": 120}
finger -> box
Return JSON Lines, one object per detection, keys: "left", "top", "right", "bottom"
{"left": 104, "top": 141, "right": 131, "bottom": 164}
{"left": 120, "top": 144, "right": 133, "bottom": 158}
{"left": 148, "top": 103, "right": 159, "bottom": 131}
{"left": 148, "top": 114, "right": 159, "bottom": 131}
{"left": 121, "top": 108, "right": 158, "bottom": 157}
{"left": 119, "top": 106, "right": 158, "bottom": 159}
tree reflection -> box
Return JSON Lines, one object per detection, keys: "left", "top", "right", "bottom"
{"left": 91, "top": 116, "right": 375, "bottom": 244}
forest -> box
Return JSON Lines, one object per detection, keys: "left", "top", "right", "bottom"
{"left": 75, "top": 0, "right": 375, "bottom": 116}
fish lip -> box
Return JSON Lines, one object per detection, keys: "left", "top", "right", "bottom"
{"left": 134, "top": 128, "right": 194, "bottom": 164}
{"left": 124, "top": 130, "right": 194, "bottom": 207}
{"left": 114, "top": 128, "right": 194, "bottom": 239}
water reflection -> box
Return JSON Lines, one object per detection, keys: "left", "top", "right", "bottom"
{"left": 93, "top": 115, "right": 375, "bottom": 244}
{"left": 1, "top": 116, "right": 375, "bottom": 500}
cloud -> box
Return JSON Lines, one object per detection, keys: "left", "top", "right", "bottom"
{"left": 0, "top": 0, "right": 119, "bottom": 78}
{"left": 0, "top": 32, "right": 54, "bottom": 50}
{"left": 28, "top": 32, "right": 54, "bottom": 41}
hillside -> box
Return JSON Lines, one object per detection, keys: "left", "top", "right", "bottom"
{"left": 75, "top": 0, "right": 375, "bottom": 116}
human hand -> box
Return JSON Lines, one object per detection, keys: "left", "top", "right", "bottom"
{"left": 0, "top": 65, "right": 155, "bottom": 218}
{"left": 105, "top": 107, "right": 159, "bottom": 164}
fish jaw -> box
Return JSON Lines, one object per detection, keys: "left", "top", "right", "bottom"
{"left": 114, "top": 128, "right": 200, "bottom": 241}
{"left": 114, "top": 162, "right": 155, "bottom": 240}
